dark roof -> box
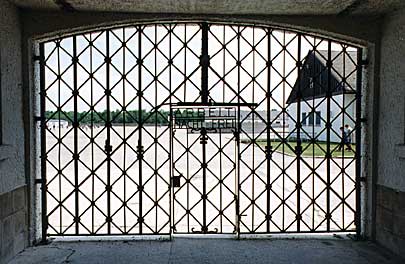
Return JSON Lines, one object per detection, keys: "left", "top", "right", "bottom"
{"left": 286, "top": 50, "right": 357, "bottom": 104}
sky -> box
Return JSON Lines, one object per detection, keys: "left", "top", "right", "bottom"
{"left": 43, "top": 24, "right": 358, "bottom": 114}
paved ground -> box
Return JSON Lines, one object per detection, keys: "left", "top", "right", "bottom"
{"left": 45, "top": 126, "right": 356, "bottom": 235}
{"left": 9, "top": 237, "right": 403, "bottom": 264}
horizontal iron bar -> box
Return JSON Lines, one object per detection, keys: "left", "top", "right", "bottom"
{"left": 173, "top": 102, "right": 258, "bottom": 107}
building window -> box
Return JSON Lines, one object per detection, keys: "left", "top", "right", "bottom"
{"left": 315, "top": 111, "right": 321, "bottom": 125}
{"left": 308, "top": 112, "right": 314, "bottom": 125}
{"left": 302, "top": 112, "right": 306, "bottom": 126}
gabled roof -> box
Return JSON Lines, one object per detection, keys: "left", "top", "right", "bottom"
{"left": 286, "top": 50, "right": 357, "bottom": 104}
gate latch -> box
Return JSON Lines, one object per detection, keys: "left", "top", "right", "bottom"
{"left": 172, "top": 175, "right": 181, "bottom": 188}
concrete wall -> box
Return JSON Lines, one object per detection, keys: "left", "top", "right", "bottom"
{"left": 0, "top": 1, "right": 28, "bottom": 264}
{"left": 20, "top": 11, "right": 382, "bottom": 44}
{"left": 375, "top": 8, "right": 405, "bottom": 258}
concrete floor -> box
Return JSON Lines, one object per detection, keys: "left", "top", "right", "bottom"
{"left": 8, "top": 237, "right": 403, "bottom": 264}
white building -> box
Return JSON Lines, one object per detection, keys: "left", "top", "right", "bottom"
{"left": 286, "top": 50, "right": 357, "bottom": 143}
{"left": 47, "top": 119, "right": 69, "bottom": 129}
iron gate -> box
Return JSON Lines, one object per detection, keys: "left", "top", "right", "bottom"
{"left": 171, "top": 104, "right": 240, "bottom": 234}
{"left": 38, "top": 22, "right": 363, "bottom": 238}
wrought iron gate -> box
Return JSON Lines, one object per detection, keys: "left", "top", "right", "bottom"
{"left": 171, "top": 105, "right": 240, "bottom": 234}
{"left": 38, "top": 22, "right": 363, "bottom": 238}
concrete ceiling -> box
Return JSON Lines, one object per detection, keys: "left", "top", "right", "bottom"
{"left": 8, "top": 0, "right": 405, "bottom": 15}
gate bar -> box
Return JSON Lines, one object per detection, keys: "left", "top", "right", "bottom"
{"left": 355, "top": 48, "right": 363, "bottom": 238}
{"left": 265, "top": 28, "right": 271, "bottom": 233}
{"left": 326, "top": 40, "right": 332, "bottom": 232}
{"left": 296, "top": 34, "right": 302, "bottom": 232}
{"left": 201, "top": 22, "right": 209, "bottom": 105}
{"left": 73, "top": 35, "right": 79, "bottom": 235}
{"left": 138, "top": 25, "right": 143, "bottom": 234}
{"left": 39, "top": 43, "right": 48, "bottom": 242}
{"left": 106, "top": 30, "right": 112, "bottom": 234}
{"left": 236, "top": 25, "right": 241, "bottom": 238}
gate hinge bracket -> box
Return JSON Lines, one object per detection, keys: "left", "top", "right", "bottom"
{"left": 34, "top": 116, "right": 44, "bottom": 122}
{"left": 360, "top": 59, "right": 369, "bottom": 67}
{"left": 35, "top": 179, "right": 44, "bottom": 184}
{"left": 33, "top": 55, "right": 44, "bottom": 63}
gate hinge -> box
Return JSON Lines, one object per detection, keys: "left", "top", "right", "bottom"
{"left": 34, "top": 116, "right": 44, "bottom": 122}
{"left": 360, "top": 59, "right": 369, "bottom": 67}
{"left": 33, "top": 55, "right": 44, "bottom": 63}
{"left": 360, "top": 117, "right": 367, "bottom": 123}
{"left": 35, "top": 179, "right": 44, "bottom": 184}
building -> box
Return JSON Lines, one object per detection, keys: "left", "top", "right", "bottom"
{"left": 47, "top": 119, "right": 69, "bottom": 129}
{"left": 286, "top": 50, "right": 357, "bottom": 143}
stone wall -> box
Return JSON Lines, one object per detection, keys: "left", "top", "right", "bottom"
{"left": 376, "top": 185, "right": 405, "bottom": 257}
{"left": 378, "top": 9, "right": 405, "bottom": 192}
{"left": 0, "top": 186, "right": 28, "bottom": 263}
{"left": 376, "top": 8, "right": 405, "bottom": 258}
{"left": 0, "top": 1, "right": 28, "bottom": 263}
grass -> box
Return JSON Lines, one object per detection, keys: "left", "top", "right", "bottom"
{"left": 240, "top": 139, "right": 355, "bottom": 158}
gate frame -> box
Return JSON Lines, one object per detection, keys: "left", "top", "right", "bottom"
{"left": 33, "top": 21, "right": 368, "bottom": 241}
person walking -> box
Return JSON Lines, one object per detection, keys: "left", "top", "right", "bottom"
{"left": 344, "top": 124, "right": 353, "bottom": 151}
{"left": 338, "top": 127, "right": 346, "bottom": 151}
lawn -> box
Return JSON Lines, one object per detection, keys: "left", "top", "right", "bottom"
{"left": 240, "top": 139, "right": 355, "bottom": 158}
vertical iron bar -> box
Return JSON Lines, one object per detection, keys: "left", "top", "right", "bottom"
{"left": 311, "top": 38, "right": 316, "bottom": 230}
{"left": 266, "top": 29, "right": 271, "bottom": 233}
{"left": 355, "top": 48, "right": 363, "bottom": 238}
{"left": 220, "top": 25, "right": 225, "bottom": 232}
{"left": 123, "top": 28, "right": 127, "bottom": 233}
{"left": 282, "top": 31, "right": 286, "bottom": 232}
{"left": 342, "top": 49, "right": 346, "bottom": 229}
{"left": 326, "top": 40, "right": 332, "bottom": 232}
{"left": 73, "top": 36, "right": 79, "bottom": 235}
{"left": 39, "top": 43, "right": 48, "bottom": 242}
{"left": 202, "top": 128, "right": 207, "bottom": 233}
{"left": 57, "top": 41, "right": 62, "bottom": 234}
{"left": 138, "top": 25, "right": 143, "bottom": 234}
{"left": 106, "top": 30, "right": 112, "bottom": 234}
{"left": 169, "top": 24, "right": 173, "bottom": 238}
{"left": 201, "top": 22, "right": 209, "bottom": 233}
{"left": 236, "top": 25, "right": 241, "bottom": 238}
{"left": 219, "top": 126, "right": 223, "bottom": 232}
{"left": 251, "top": 27, "right": 255, "bottom": 232}
{"left": 201, "top": 23, "right": 209, "bottom": 104}
{"left": 56, "top": 40, "right": 63, "bottom": 234}
{"left": 184, "top": 25, "right": 190, "bottom": 233}
{"left": 296, "top": 34, "right": 302, "bottom": 232}
{"left": 154, "top": 24, "right": 158, "bottom": 234}
{"left": 169, "top": 107, "right": 173, "bottom": 237}
{"left": 90, "top": 33, "right": 95, "bottom": 234}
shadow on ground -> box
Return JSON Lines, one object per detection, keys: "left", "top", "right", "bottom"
{"left": 9, "top": 237, "right": 403, "bottom": 264}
